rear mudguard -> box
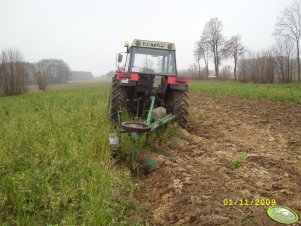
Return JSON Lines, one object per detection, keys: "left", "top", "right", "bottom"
{"left": 114, "top": 71, "right": 188, "bottom": 90}
{"left": 167, "top": 76, "right": 188, "bottom": 90}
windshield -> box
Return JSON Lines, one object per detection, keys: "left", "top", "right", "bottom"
{"left": 129, "top": 47, "right": 176, "bottom": 75}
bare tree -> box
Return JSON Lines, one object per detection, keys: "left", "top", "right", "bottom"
{"left": 237, "top": 56, "right": 248, "bottom": 82}
{"left": 189, "top": 64, "right": 199, "bottom": 79}
{"left": 194, "top": 36, "right": 210, "bottom": 79}
{"left": 257, "top": 51, "right": 275, "bottom": 83}
{"left": 193, "top": 43, "right": 202, "bottom": 79}
{"left": 224, "top": 35, "right": 246, "bottom": 80}
{"left": 220, "top": 65, "right": 232, "bottom": 80}
{"left": 34, "top": 69, "right": 47, "bottom": 91}
{"left": 274, "top": 0, "right": 301, "bottom": 81}
{"left": 36, "top": 59, "right": 71, "bottom": 84}
{"left": 273, "top": 38, "right": 296, "bottom": 82}
{"left": 202, "top": 17, "right": 225, "bottom": 78}
{"left": 0, "top": 48, "right": 28, "bottom": 96}
{"left": 238, "top": 51, "right": 276, "bottom": 83}
{"left": 178, "top": 64, "right": 199, "bottom": 79}
{"left": 0, "top": 64, "right": 3, "bottom": 96}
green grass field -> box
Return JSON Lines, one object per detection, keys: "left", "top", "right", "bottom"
{"left": 190, "top": 81, "right": 301, "bottom": 103}
{"left": 0, "top": 84, "right": 136, "bottom": 225}
{"left": 1, "top": 80, "right": 300, "bottom": 225}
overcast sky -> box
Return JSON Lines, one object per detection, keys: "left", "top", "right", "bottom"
{"left": 0, "top": 0, "right": 290, "bottom": 76}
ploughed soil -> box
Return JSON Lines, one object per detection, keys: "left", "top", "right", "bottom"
{"left": 134, "top": 92, "right": 301, "bottom": 226}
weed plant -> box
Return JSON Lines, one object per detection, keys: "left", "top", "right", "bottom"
{"left": 231, "top": 152, "right": 247, "bottom": 169}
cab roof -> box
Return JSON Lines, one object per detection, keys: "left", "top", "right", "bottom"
{"left": 131, "top": 39, "right": 176, "bottom": 51}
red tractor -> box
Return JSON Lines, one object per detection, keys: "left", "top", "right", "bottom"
{"left": 109, "top": 39, "right": 189, "bottom": 128}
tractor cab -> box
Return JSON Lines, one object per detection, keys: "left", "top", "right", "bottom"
{"left": 120, "top": 39, "right": 177, "bottom": 76}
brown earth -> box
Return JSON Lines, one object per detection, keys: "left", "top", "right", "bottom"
{"left": 134, "top": 92, "right": 301, "bottom": 226}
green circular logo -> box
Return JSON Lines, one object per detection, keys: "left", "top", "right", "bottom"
{"left": 135, "top": 40, "right": 141, "bottom": 46}
{"left": 267, "top": 206, "right": 299, "bottom": 224}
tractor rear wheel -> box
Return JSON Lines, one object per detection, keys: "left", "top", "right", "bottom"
{"left": 109, "top": 78, "right": 127, "bottom": 121}
{"left": 167, "top": 89, "right": 189, "bottom": 128}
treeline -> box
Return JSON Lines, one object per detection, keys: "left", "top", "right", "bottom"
{"left": 0, "top": 48, "right": 93, "bottom": 97}
{"left": 190, "top": 0, "right": 301, "bottom": 83}
{"left": 238, "top": 51, "right": 296, "bottom": 83}
{"left": 71, "top": 71, "right": 93, "bottom": 81}
{"left": 35, "top": 59, "right": 71, "bottom": 84}
{"left": 238, "top": 0, "right": 300, "bottom": 84}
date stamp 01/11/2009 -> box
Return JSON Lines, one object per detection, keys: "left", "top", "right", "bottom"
{"left": 223, "top": 198, "right": 277, "bottom": 206}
